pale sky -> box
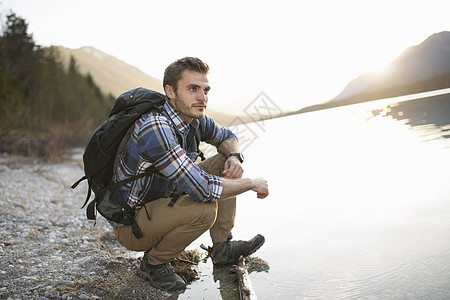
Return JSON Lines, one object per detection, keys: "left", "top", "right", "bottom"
{"left": 1, "top": 0, "right": 450, "bottom": 113}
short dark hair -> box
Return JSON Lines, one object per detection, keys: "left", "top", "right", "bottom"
{"left": 163, "top": 57, "right": 210, "bottom": 93}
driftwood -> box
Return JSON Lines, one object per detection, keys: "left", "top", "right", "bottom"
{"left": 231, "top": 256, "right": 257, "bottom": 300}
{"left": 171, "top": 250, "right": 202, "bottom": 284}
{"left": 200, "top": 244, "right": 260, "bottom": 299}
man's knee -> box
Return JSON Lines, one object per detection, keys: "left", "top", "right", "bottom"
{"left": 197, "top": 153, "right": 227, "bottom": 176}
{"left": 198, "top": 201, "right": 218, "bottom": 229}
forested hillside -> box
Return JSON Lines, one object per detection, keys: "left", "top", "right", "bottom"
{"left": 0, "top": 13, "right": 113, "bottom": 160}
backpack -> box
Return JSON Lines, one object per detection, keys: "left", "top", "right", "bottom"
{"left": 71, "top": 87, "right": 202, "bottom": 239}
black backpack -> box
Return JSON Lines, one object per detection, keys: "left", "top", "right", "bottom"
{"left": 71, "top": 87, "right": 201, "bottom": 239}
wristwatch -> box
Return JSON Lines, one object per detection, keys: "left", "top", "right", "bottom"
{"left": 229, "top": 152, "right": 244, "bottom": 163}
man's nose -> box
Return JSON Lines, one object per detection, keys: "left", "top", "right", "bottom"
{"left": 198, "top": 91, "right": 207, "bottom": 102}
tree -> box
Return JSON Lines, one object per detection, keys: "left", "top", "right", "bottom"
{"left": 0, "top": 12, "right": 112, "bottom": 159}
{"left": 0, "top": 13, "right": 36, "bottom": 90}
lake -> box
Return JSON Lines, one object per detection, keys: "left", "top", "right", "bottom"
{"left": 180, "top": 88, "right": 450, "bottom": 300}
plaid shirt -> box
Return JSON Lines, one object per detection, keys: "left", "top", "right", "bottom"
{"left": 114, "top": 101, "right": 236, "bottom": 209}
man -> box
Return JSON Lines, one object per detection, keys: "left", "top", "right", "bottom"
{"left": 112, "top": 57, "right": 269, "bottom": 292}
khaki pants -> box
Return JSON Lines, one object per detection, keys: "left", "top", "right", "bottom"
{"left": 113, "top": 154, "right": 236, "bottom": 265}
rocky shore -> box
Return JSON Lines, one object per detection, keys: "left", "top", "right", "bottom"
{"left": 0, "top": 151, "right": 171, "bottom": 300}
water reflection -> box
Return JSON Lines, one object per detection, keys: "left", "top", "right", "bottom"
{"left": 375, "top": 92, "right": 450, "bottom": 139}
{"left": 213, "top": 264, "right": 240, "bottom": 300}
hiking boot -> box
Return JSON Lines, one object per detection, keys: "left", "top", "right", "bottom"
{"left": 211, "top": 234, "right": 265, "bottom": 265}
{"left": 137, "top": 254, "right": 186, "bottom": 292}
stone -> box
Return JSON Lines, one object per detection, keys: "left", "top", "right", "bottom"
{"left": 0, "top": 153, "right": 169, "bottom": 300}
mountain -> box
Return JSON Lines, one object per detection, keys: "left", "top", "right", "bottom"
{"left": 291, "top": 31, "right": 450, "bottom": 114}
{"left": 54, "top": 46, "right": 163, "bottom": 96}
{"left": 54, "top": 46, "right": 241, "bottom": 125}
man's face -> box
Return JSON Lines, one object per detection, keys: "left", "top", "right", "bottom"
{"left": 166, "top": 70, "right": 210, "bottom": 123}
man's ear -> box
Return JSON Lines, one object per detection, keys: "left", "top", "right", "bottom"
{"left": 165, "top": 85, "right": 175, "bottom": 100}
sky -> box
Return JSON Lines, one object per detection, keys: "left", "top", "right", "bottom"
{"left": 1, "top": 0, "right": 450, "bottom": 114}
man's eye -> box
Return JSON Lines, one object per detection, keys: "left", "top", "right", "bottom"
{"left": 190, "top": 87, "right": 197, "bottom": 92}
{"left": 204, "top": 89, "right": 210, "bottom": 95}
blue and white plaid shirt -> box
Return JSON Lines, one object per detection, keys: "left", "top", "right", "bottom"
{"left": 114, "top": 100, "right": 236, "bottom": 210}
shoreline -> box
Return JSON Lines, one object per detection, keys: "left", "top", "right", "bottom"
{"left": 0, "top": 152, "right": 170, "bottom": 300}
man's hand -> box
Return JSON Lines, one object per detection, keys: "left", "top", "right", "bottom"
{"left": 251, "top": 178, "right": 269, "bottom": 199}
{"left": 222, "top": 156, "right": 244, "bottom": 179}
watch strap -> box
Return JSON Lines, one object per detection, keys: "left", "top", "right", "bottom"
{"left": 229, "top": 152, "right": 244, "bottom": 163}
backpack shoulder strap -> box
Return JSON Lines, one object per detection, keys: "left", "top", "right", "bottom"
{"left": 195, "top": 127, "right": 205, "bottom": 161}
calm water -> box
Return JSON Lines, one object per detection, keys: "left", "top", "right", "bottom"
{"left": 180, "top": 89, "right": 450, "bottom": 300}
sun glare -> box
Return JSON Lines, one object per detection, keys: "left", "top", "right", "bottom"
{"left": 370, "top": 63, "right": 392, "bottom": 76}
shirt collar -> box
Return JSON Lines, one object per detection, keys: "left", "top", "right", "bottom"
{"left": 163, "top": 101, "right": 199, "bottom": 133}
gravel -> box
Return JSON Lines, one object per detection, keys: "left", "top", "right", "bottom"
{"left": 0, "top": 150, "right": 171, "bottom": 300}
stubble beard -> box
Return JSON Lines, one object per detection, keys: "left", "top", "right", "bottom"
{"left": 174, "top": 93, "right": 206, "bottom": 120}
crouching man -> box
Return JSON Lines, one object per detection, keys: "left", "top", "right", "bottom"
{"left": 112, "top": 57, "right": 269, "bottom": 292}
